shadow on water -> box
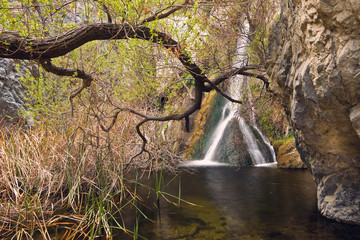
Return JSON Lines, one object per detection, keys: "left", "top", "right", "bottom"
{"left": 138, "top": 167, "right": 360, "bottom": 240}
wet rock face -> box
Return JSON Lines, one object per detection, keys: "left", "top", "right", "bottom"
{"left": 214, "top": 119, "right": 252, "bottom": 166}
{"left": 187, "top": 92, "right": 227, "bottom": 159}
{"left": 266, "top": 0, "right": 360, "bottom": 224}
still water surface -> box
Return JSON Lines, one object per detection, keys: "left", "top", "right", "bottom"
{"left": 139, "top": 167, "right": 360, "bottom": 240}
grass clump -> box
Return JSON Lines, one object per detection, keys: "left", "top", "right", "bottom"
{"left": 0, "top": 112, "right": 182, "bottom": 239}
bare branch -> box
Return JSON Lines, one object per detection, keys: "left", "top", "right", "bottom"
{"left": 177, "top": 73, "right": 194, "bottom": 100}
{"left": 139, "top": 0, "right": 191, "bottom": 25}
{"left": 237, "top": 71, "right": 270, "bottom": 89}
{"left": 203, "top": 66, "right": 272, "bottom": 94}
{"left": 203, "top": 77, "right": 242, "bottom": 104}
{"left": 211, "top": 66, "right": 259, "bottom": 86}
{"left": 93, "top": 0, "right": 113, "bottom": 23}
{"left": 180, "top": 81, "right": 194, "bottom": 100}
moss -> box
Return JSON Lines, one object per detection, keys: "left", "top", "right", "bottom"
{"left": 273, "top": 136, "right": 295, "bottom": 151}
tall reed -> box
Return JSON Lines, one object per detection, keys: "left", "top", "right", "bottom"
{"left": 0, "top": 115, "right": 178, "bottom": 239}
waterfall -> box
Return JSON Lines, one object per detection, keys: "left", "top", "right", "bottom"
{"left": 182, "top": 103, "right": 275, "bottom": 167}
{"left": 253, "top": 125, "right": 277, "bottom": 163}
{"left": 237, "top": 116, "right": 266, "bottom": 164}
{"left": 183, "top": 22, "right": 276, "bottom": 167}
{"left": 203, "top": 105, "right": 234, "bottom": 162}
{"left": 181, "top": 106, "right": 232, "bottom": 167}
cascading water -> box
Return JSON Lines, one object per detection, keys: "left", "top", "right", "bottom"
{"left": 254, "top": 125, "right": 277, "bottom": 163}
{"left": 183, "top": 102, "right": 276, "bottom": 167}
{"left": 237, "top": 116, "right": 266, "bottom": 165}
{"left": 203, "top": 105, "right": 234, "bottom": 162}
{"left": 231, "top": 23, "right": 276, "bottom": 166}
{"left": 182, "top": 105, "right": 233, "bottom": 167}
{"left": 183, "top": 23, "right": 276, "bottom": 167}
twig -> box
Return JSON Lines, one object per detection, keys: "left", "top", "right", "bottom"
{"left": 39, "top": 59, "right": 93, "bottom": 116}
{"left": 139, "top": 0, "right": 191, "bottom": 25}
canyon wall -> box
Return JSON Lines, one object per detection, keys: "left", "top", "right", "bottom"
{"left": 266, "top": 0, "right": 360, "bottom": 224}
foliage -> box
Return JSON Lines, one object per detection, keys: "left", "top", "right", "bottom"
{"left": 256, "top": 97, "right": 288, "bottom": 141}
{"left": 20, "top": 64, "right": 71, "bottom": 123}
{"left": 273, "top": 134, "right": 295, "bottom": 147}
{"left": 0, "top": 0, "right": 279, "bottom": 238}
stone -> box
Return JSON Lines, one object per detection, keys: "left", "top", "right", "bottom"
{"left": 0, "top": 58, "right": 37, "bottom": 127}
{"left": 273, "top": 138, "right": 306, "bottom": 169}
{"left": 350, "top": 104, "right": 360, "bottom": 139}
{"left": 213, "top": 119, "right": 252, "bottom": 166}
{"left": 0, "top": 58, "right": 26, "bottom": 126}
{"left": 266, "top": 0, "right": 360, "bottom": 224}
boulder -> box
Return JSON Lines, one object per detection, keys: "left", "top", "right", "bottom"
{"left": 273, "top": 138, "right": 306, "bottom": 169}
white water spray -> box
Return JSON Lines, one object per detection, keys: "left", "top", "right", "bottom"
{"left": 237, "top": 116, "right": 266, "bottom": 165}
{"left": 181, "top": 105, "right": 233, "bottom": 167}
{"left": 203, "top": 106, "right": 234, "bottom": 162}
{"left": 253, "top": 125, "right": 277, "bottom": 163}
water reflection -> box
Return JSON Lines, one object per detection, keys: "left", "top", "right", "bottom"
{"left": 139, "top": 167, "right": 360, "bottom": 240}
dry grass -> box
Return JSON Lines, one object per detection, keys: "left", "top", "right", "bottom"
{"left": 0, "top": 109, "right": 183, "bottom": 239}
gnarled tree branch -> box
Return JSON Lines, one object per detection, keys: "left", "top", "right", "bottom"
{"left": 0, "top": 22, "right": 271, "bottom": 159}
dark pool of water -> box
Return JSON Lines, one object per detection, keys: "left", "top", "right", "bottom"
{"left": 138, "top": 167, "right": 360, "bottom": 240}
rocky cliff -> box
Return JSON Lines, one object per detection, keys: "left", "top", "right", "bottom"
{"left": 266, "top": 0, "right": 360, "bottom": 224}
{"left": 0, "top": 58, "right": 28, "bottom": 127}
